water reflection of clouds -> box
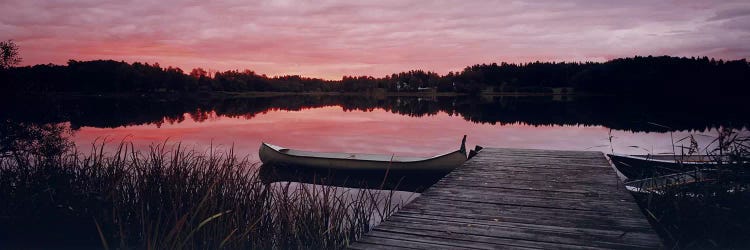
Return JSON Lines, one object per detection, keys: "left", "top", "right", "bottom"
{"left": 73, "top": 106, "right": 728, "bottom": 163}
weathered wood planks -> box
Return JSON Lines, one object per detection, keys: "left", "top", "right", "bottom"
{"left": 349, "top": 148, "right": 661, "bottom": 249}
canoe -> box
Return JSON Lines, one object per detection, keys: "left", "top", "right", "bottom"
{"left": 607, "top": 154, "right": 742, "bottom": 180}
{"left": 259, "top": 136, "right": 470, "bottom": 173}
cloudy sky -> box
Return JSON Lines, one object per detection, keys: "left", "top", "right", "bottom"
{"left": 2, "top": 0, "right": 749, "bottom": 79}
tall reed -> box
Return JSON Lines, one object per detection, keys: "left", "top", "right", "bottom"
{"left": 0, "top": 140, "right": 399, "bottom": 249}
{"left": 628, "top": 128, "right": 750, "bottom": 249}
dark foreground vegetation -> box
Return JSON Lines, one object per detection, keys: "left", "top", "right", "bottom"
{"left": 1, "top": 56, "right": 748, "bottom": 96}
{"left": 635, "top": 177, "right": 750, "bottom": 249}
{"left": 628, "top": 129, "right": 750, "bottom": 249}
{"left": 0, "top": 124, "right": 398, "bottom": 249}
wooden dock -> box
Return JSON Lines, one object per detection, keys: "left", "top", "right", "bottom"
{"left": 349, "top": 148, "right": 661, "bottom": 249}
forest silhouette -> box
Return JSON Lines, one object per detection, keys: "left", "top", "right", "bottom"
{"left": 1, "top": 56, "right": 748, "bottom": 96}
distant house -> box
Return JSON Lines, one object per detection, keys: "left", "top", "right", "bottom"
{"left": 482, "top": 87, "right": 495, "bottom": 95}
{"left": 370, "top": 88, "right": 387, "bottom": 98}
{"left": 417, "top": 87, "right": 437, "bottom": 94}
{"left": 552, "top": 87, "right": 575, "bottom": 95}
{"left": 396, "top": 81, "right": 409, "bottom": 91}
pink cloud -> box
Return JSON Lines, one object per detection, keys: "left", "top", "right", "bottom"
{"left": 1, "top": 0, "right": 749, "bottom": 79}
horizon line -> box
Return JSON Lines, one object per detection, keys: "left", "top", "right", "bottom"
{"left": 16, "top": 54, "right": 748, "bottom": 80}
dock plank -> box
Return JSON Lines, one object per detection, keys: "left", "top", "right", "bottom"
{"left": 349, "top": 148, "right": 661, "bottom": 249}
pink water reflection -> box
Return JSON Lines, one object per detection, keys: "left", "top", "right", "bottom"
{"left": 73, "top": 106, "right": 712, "bottom": 162}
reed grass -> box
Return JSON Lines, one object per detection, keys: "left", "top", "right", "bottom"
{"left": 628, "top": 128, "right": 750, "bottom": 249}
{"left": 0, "top": 140, "right": 399, "bottom": 249}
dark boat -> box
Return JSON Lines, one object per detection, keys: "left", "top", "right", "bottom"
{"left": 607, "top": 154, "right": 742, "bottom": 180}
{"left": 623, "top": 169, "right": 718, "bottom": 193}
{"left": 257, "top": 163, "right": 449, "bottom": 192}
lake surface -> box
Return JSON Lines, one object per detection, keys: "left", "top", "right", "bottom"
{"left": 70, "top": 106, "right": 719, "bottom": 162}
{"left": 3, "top": 94, "right": 746, "bottom": 160}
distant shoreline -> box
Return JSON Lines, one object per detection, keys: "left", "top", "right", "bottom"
{"left": 3, "top": 91, "right": 595, "bottom": 99}
{"left": 4, "top": 56, "right": 748, "bottom": 98}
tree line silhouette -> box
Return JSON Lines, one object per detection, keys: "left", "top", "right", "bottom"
{"left": 1, "top": 56, "right": 748, "bottom": 96}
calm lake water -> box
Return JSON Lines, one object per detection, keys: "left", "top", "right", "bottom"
{"left": 71, "top": 105, "right": 720, "bottom": 161}
{"left": 16, "top": 94, "right": 734, "bottom": 161}
{"left": 2, "top": 94, "right": 746, "bottom": 159}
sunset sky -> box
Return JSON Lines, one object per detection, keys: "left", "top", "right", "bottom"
{"left": 2, "top": 0, "right": 749, "bottom": 79}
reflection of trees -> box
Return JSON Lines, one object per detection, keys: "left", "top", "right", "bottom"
{"left": 1, "top": 95, "right": 747, "bottom": 133}
{"left": 0, "top": 120, "right": 72, "bottom": 157}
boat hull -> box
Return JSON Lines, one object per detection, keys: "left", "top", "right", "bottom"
{"left": 608, "top": 154, "right": 716, "bottom": 180}
{"left": 258, "top": 163, "right": 448, "bottom": 192}
{"left": 259, "top": 142, "right": 467, "bottom": 172}
{"left": 623, "top": 169, "right": 717, "bottom": 193}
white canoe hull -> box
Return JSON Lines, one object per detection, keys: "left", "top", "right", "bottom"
{"left": 259, "top": 142, "right": 467, "bottom": 172}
